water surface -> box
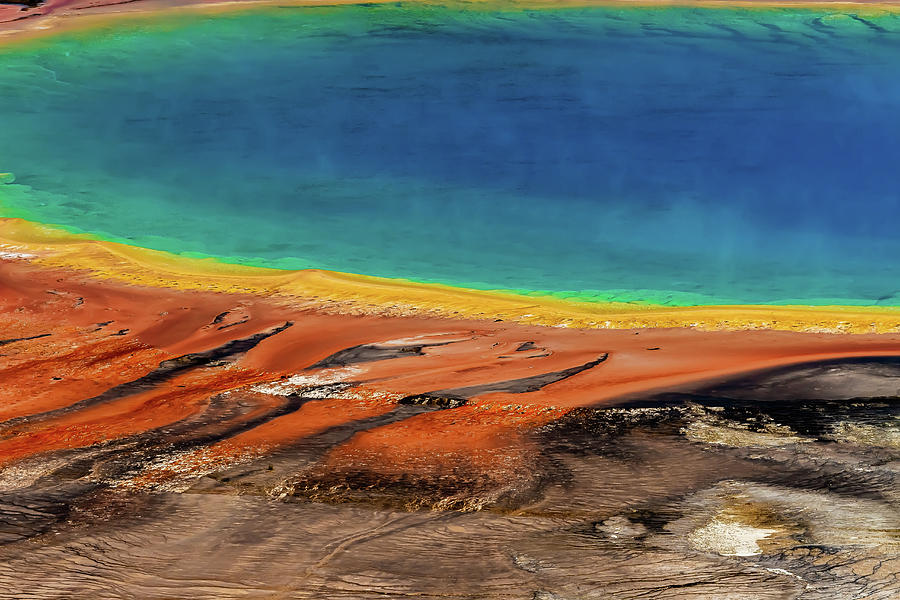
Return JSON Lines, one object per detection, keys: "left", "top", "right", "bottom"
{"left": 2, "top": 4, "right": 900, "bottom": 305}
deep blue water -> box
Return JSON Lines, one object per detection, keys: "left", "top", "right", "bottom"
{"left": 1, "top": 5, "right": 899, "bottom": 305}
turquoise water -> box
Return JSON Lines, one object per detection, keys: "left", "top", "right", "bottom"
{"left": 2, "top": 4, "right": 900, "bottom": 306}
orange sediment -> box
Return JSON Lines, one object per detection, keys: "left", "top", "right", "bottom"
{"left": 2, "top": 237, "right": 899, "bottom": 491}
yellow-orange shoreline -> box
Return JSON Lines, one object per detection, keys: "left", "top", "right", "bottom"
{"left": 2, "top": 216, "right": 898, "bottom": 334}
{"left": 3, "top": 0, "right": 900, "bottom": 48}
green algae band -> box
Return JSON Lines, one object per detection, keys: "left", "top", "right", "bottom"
{"left": 2, "top": 4, "right": 900, "bottom": 307}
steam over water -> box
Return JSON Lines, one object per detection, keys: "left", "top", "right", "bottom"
{"left": 2, "top": 3, "right": 900, "bottom": 306}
